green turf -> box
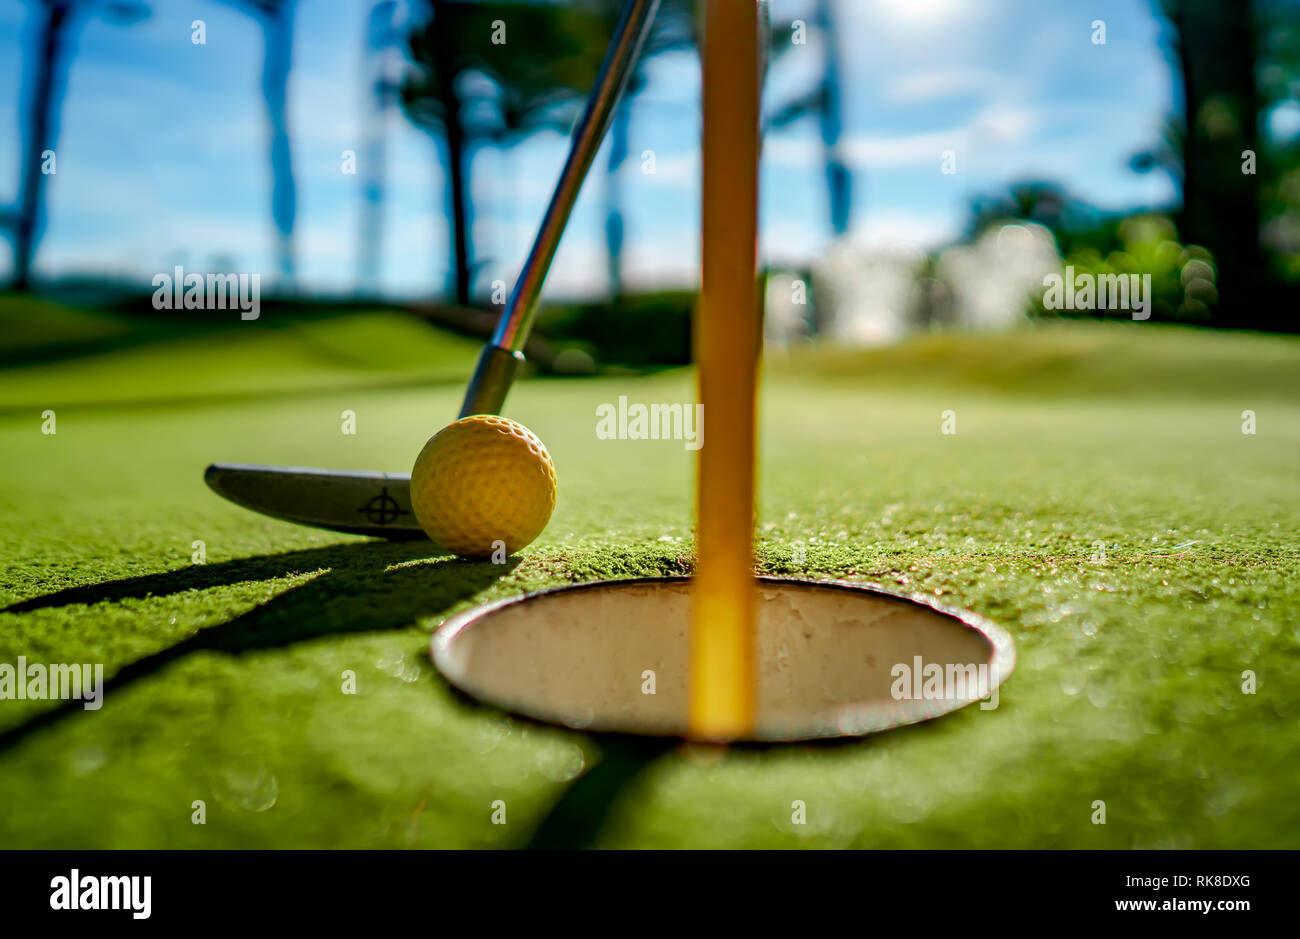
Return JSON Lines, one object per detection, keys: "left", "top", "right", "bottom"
{"left": 0, "top": 311, "right": 1297, "bottom": 848}
{"left": 0, "top": 295, "right": 484, "bottom": 412}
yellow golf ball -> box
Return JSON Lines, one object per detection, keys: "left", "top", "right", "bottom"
{"left": 410, "top": 415, "right": 557, "bottom": 559}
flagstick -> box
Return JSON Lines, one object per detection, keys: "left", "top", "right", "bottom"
{"left": 689, "top": 0, "right": 762, "bottom": 740}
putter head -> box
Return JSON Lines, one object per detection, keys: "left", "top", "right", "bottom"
{"left": 204, "top": 463, "right": 427, "bottom": 539}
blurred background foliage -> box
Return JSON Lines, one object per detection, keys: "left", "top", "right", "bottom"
{"left": 957, "top": 0, "right": 1300, "bottom": 332}
{"left": 1, "top": 0, "right": 1298, "bottom": 375}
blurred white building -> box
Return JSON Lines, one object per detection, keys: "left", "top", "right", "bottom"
{"left": 813, "top": 242, "right": 928, "bottom": 345}
{"left": 763, "top": 270, "right": 812, "bottom": 349}
{"left": 937, "top": 223, "right": 1060, "bottom": 330}
{"left": 808, "top": 223, "right": 1060, "bottom": 345}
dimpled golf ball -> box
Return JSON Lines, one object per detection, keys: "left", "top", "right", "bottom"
{"left": 410, "top": 415, "right": 557, "bottom": 559}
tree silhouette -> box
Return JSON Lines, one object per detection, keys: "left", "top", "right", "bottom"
{"left": 403, "top": 0, "right": 607, "bottom": 306}
{"left": 223, "top": 0, "right": 298, "bottom": 290}
{"left": 598, "top": 0, "right": 694, "bottom": 300}
{"left": 355, "top": 0, "right": 410, "bottom": 295}
{"left": 767, "top": 0, "right": 850, "bottom": 237}
{"left": 1138, "top": 0, "right": 1300, "bottom": 330}
{"left": 6, "top": 0, "right": 147, "bottom": 290}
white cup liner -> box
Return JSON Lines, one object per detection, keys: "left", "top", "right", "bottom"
{"left": 432, "top": 576, "right": 1015, "bottom": 742}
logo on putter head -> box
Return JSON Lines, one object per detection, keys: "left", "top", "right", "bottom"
{"left": 360, "top": 487, "right": 408, "bottom": 526}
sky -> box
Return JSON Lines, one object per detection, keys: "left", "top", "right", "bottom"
{"left": 0, "top": 0, "right": 1181, "bottom": 300}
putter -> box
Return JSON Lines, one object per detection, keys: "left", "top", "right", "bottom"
{"left": 206, "top": 0, "right": 661, "bottom": 539}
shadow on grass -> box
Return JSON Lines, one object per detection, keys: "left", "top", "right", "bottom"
{"left": 2, "top": 543, "right": 901, "bottom": 847}
{"left": 519, "top": 732, "right": 923, "bottom": 848}
{"left": 3, "top": 539, "right": 686, "bottom": 847}
{"left": 0, "top": 540, "right": 517, "bottom": 753}
{"left": 522, "top": 733, "right": 677, "bottom": 849}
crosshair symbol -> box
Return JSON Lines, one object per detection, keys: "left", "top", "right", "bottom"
{"left": 359, "top": 487, "right": 409, "bottom": 526}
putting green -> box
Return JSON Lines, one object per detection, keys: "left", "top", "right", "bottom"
{"left": 1, "top": 306, "right": 1296, "bottom": 848}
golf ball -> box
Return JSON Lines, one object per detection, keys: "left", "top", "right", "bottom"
{"left": 410, "top": 415, "right": 557, "bottom": 559}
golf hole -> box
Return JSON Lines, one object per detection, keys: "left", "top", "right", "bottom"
{"left": 432, "top": 577, "right": 1015, "bottom": 742}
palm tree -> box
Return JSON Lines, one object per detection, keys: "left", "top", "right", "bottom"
{"left": 356, "top": 0, "right": 408, "bottom": 296}
{"left": 768, "top": 0, "right": 850, "bottom": 236}
{"left": 403, "top": 0, "right": 607, "bottom": 305}
{"left": 223, "top": 0, "right": 298, "bottom": 290}
{"left": 7, "top": 0, "right": 147, "bottom": 290}
{"left": 598, "top": 0, "right": 694, "bottom": 300}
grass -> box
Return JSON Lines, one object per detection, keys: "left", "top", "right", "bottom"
{"left": 0, "top": 294, "right": 484, "bottom": 412}
{"left": 0, "top": 307, "right": 1297, "bottom": 848}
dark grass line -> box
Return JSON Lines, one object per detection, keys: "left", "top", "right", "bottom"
{"left": 0, "top": 370, "right": 475, "bottom": 419}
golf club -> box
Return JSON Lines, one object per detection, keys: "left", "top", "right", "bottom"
{"left": 206, "top": 0, "right": 661, "bottom": 539}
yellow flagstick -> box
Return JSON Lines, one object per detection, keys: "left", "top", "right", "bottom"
{"left": 690, "top": 0, "right": 763, "bottom": 740}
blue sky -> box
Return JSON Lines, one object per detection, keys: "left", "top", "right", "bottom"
{"left": 0, "top": 0, "right": 1179, "bottom": 299}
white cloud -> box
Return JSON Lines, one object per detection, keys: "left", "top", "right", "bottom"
{"left": 867, "top": 0, "right": 973, "bottom": 27}
{"left": 836, "top": 104, "right": 1038, "bottom": 170}
{"left": 845, "top": 210, "right": 957, "bottom": 252}
{"left": 634, "top": 150, "right": 697, "bottom": 188}
{"left": 623, "top": 232, "right": 698, "bottom": 292}
{"left": 882, "top": 67, "right": 1003, "bottom": 104}
{"left": 839, "top": 128, "right": 958, "bottom": 169}
{"left": 841, "top": 0, "right": 981, "bottom": 34}
{"left": 765, "top": 134, "right": 821, "bottom": 168}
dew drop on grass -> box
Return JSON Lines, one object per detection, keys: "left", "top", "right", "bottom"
{"left": 212, "top": 762, "right": 278, "bottom": 812}
{"left": 68, "top": 744, "right": 106, "bottom": 776}
{"left": 1203, "top": 787, "right": 1237, "bottom": 819}
{"left": 564, "top": 705, "right": 596, "bottom": 729}
{"left": 888, "top": 788, "right": 928, "bottom": 825}
{"left": 474, "top": 719, "right": 511, "bottom": 754}
{"left": 1086, "top": 683, "right": 1112, "bottom": 708}
{"left": 535, "top": 743, "right": 585, "bottom": 782}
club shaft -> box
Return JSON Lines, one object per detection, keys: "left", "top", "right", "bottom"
{"left": 495, "top": 0, "right": 659, "bottom": 352}
{"left": 461, "top": 0, "right": 660, "bottom": 417}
